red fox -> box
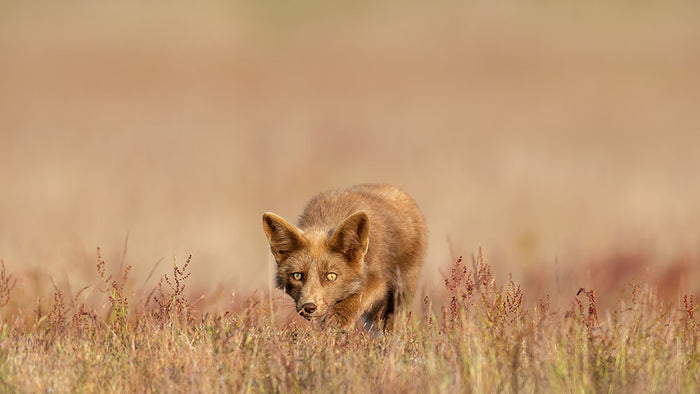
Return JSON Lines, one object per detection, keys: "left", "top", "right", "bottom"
{"left": 262, "top": 184, "right": 427, "bottom": 330}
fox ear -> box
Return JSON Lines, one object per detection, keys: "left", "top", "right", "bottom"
{"left": 327, "top": 211, "right": 370, "bottom": 264}
{"left": 263, "top": 212, "right": 305, "bottom": 263}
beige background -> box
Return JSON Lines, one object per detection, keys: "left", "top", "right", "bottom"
{"left": 1, "top": 1, "right": 699, "bottom": 309}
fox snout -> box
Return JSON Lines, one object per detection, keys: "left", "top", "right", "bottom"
{"left": 298, "top": 302, "right": 317, "bottom": 320}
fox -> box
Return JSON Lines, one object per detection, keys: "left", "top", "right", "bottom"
{"left": 262, "top": 184, "right": 427, "bottom": 330}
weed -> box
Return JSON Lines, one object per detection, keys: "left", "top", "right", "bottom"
{"left": 575, "top": 287, "right": 599, "bottom": 336}
{"left": 0, "top": 261, "right": 16, "bottom": 308}
{"left": 152, "top": 255, "right": 194, "bottom": 326}
{"left": 96, "top": 247, "right": 132, "bottom": 333}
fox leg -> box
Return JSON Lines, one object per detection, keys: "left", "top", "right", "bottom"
{"left": 326, "top": 293, "right": 362, "bottom": 330}
{"left": 328, "top": 277, "right": 389, "bottom": 330}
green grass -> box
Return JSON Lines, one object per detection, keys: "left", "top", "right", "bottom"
{"left": 0, "top": 250, "right": 697, "bottom": 393}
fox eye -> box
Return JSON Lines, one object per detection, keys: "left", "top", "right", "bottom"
{"left": 292, "top": 272, "right": 303, "bottom": 281}
{"left": 326, "top": 272, "right": 338, "bottom": 282}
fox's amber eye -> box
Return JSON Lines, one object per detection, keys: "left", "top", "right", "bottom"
{"left": 326, "top": 272, "right": 338, "bottom": 282}
{"left": 292, "top": 272, "right": 303, "bottom": 281}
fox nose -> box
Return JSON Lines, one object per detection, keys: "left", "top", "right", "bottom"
{"left": 301, "top": 302, "right": 317, "bottom": 315}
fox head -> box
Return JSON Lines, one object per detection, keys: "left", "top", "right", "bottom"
{"left": 262, "top": 211, "right": 370, "bottom": 320}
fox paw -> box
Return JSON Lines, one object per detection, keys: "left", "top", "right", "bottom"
{"left": 322, "top": 313, "right": 354, "bottom": 331}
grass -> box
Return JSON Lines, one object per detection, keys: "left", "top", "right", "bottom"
{"left": 0, "top": 249, "right": 697, "bottom": 393}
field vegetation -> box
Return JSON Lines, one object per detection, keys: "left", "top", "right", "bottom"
{"left": 1, "top": 0, "right": 699, "bottom": 391}
{"left": 0, "top": 249, "right": 697, "bottom": 393}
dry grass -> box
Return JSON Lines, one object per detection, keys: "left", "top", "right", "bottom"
{"left": 0, "top": 249, "right": 697, "bottom": 393}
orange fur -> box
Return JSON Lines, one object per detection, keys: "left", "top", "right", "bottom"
{"left": 262, "top": 184, "right": 427, "bottom": 330}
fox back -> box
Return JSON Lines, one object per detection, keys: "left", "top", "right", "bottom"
{"left": 262, "top": 184, "right": 427, "bottom": 330}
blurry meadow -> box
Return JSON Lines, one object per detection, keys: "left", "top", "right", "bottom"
{"left": 1, "top": 0, "right": 699, "bottom": 391}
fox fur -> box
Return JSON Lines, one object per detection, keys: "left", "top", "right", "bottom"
{"left": 262, "top": 184, "right": 427, "bottom": 330}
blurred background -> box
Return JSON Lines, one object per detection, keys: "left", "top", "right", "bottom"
{"left": 1, "top": 0, "right": 699, "bottom": 311}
